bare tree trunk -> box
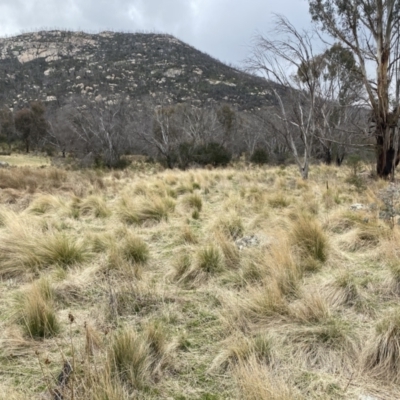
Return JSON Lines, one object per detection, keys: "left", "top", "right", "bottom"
{"left": 376, "top": 122, "right": 400, "bottom": 178}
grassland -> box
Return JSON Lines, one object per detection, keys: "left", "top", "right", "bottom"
{"left": 0, "top": 154, "right": 50, "bottom": 167}
{"left": 0, "top": 160, "right": 400, "bottom": 399}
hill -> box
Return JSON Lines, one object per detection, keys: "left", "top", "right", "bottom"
{"left": 0, "top": 30, "right": 275, "bottom": 110}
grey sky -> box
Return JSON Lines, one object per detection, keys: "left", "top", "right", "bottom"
{"left": 0, "top": 0, "right": 312, "bottom": 66}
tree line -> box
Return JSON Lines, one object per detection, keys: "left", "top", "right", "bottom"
{"left": 0, "top": 92, "right": 362, "bottom": 170}
{"left": 1, "top": 0, "right": 398, "bottom": 180}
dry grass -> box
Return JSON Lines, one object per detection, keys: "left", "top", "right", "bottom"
{"left": 290, "top": 214, "right": 329, "bottom": 271}
{"left": 364, "top": 309, "right": 400, "bottom": 383}
{"left": 1, "top": 160, "right": 400, "bottom": 399}
{"left": 13, "top": 279, "right": 60, "bottom": 338}
{"left": 0, "top": 223, "right": 89, "bottom": 277}
{"left": 117, "top": 193, "right": 175, "bottom": 225}
{"left": 234, "top": 357, "right": 298, "bottom": 400}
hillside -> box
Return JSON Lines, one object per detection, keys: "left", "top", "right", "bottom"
{"left": 0, "top": 30, "right": 275, "bottom": 110}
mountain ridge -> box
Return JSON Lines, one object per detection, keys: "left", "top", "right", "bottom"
{"left": 0, "top": 30, "right": 275, "bottom": 110}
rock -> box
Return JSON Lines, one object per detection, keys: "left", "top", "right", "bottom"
{"left": 235, "top": 235, "right": 260, "bottom": 250}
{"left": 359, "top": 394, "right": 379, "bottom": 400}
{"left": 350, "top": 203, "right": 366, "bottom": 211}
{"left": 0, "top": 161, "right": 9, "bottom": 168}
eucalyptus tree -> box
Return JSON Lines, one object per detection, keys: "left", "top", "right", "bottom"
{"left": 309, "top": 0, "right": 400, "bottom": 178}
{"left": 247, "top": 15, "right": 329, "bottom": 179}
{"left": 300, "top": 43, "right": 365, "bottom": 165}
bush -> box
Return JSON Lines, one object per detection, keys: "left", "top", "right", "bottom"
{"left": 194, "top": 142, "right": 231, "bottom": 166}
{"left": 250, "top": 148, "right": 269, "bottom": 165}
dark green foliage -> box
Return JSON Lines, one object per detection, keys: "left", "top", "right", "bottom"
{"left": 250, "top": 148, "right": 269, "bottom": 165}
{"left": 14, "top": 101, "right": 47, "bottom": 153}
{"left": 171, "top": 141, "right": 231, "bottom": 168}
{"left": 192, "top": 142, "right": 231, "bottom": 167}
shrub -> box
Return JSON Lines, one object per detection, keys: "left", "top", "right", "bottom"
{"left": 250, "top": 148, "right": 269, "bottom": 165}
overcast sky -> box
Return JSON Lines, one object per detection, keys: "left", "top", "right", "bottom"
{"left": 0, "top": 0, "right": 312, "bottom": 66}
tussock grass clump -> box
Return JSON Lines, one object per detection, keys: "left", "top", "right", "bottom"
{"left": 287, "top": 315, "right": 357, "bottom": 372}
{"left": 105, "top": 245, "right": 141, "bottom": 279}
{"left": 240, "top": 256, "right": 270, "bottom": 284}
{"left": 171, "top": 252, "right": 192, "bottom": 282}
{"left": 102, "top": 233, "right": 148, "bottom": 277}
{"left": 14, "top": 279, "right": 60, "bottom": 338}
{"left": 216, "top": 233, "right": 240, "bottom": 269}
{"left": 0, "top": 225, "right": 89, "bottom": 276}
{"left": 240, "top": 240, "right": 300, "bottom": 295}
{"left": 38, "top": 232, "right": 89, "bottom": 267}
{"left": 268, "top": 241, "right": 301, "bottom": 296}
{"left": 197, "top": 245, "right": 224, "bottom": 273}
{"left": 183, "top": 193, "right": 202, "bottom": 211}
{"left": 27, "top": 194, "right": 66, "bottom": 215}
{"left": 89, "top": 232, "right": 115, "bottom": 253}
{"left": 142, "top": 320, "right": 172, "bottom": 373}
{"left": 324, "top": 210, "right": 366, "bottom": 233}
{"left": 326, "top": 271, "right": 360, "bottom": 307}
{"left": 290, "top": 215, "right": 329, "bottom": 270}
{"left": 380, "top": 235, "right": 400, "bottom": 294}
{"left": 179, "top": 225, "right": 198, "bottom": 244}
{"left": 107, "top": 283, "right": 164, "bottom": 319}
{"left": 215, "top": 212, "right": 244, "bottom": 239}
{"left": 79, "top": 195, "right": 111, "bottom": 218}
{"left": 172, "top": 245, "right": 223, "bottom": 285}
{"left": 107, "top": 323, "right": 171, "bottom": 390}
{"left": 121, "top": 233, "right": 149, "bottom": 264}
{"left": 234, "top": 358, "right": 297, "bottom": 400}
{"left": 364, "top": 309, "right": 400, "bottom": 382}
{"left": 108, "top": 328, "right": 152, "bottom": 390}
{"left": 88, "top": 378, "right": 130, "bottom": 400}
{"left": 0, "top": 206, "right": 18, "bottom": 227}
{"left": 242, "top": 280, "right": 289, "bottom": 322}
{"left": 118, "top": 194, "right": 175, "bottom": 225}
{"left": 211, "top": 334, "right": 273, "bottom": 372}
{"left": 350, "top": 224, "right": 390, "bottom": 251}
{"left": 289, "top": 292, "right": 330, "bottom": 323}
{"left": 268, "top": 193, "right": 290, "bottom": 208}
